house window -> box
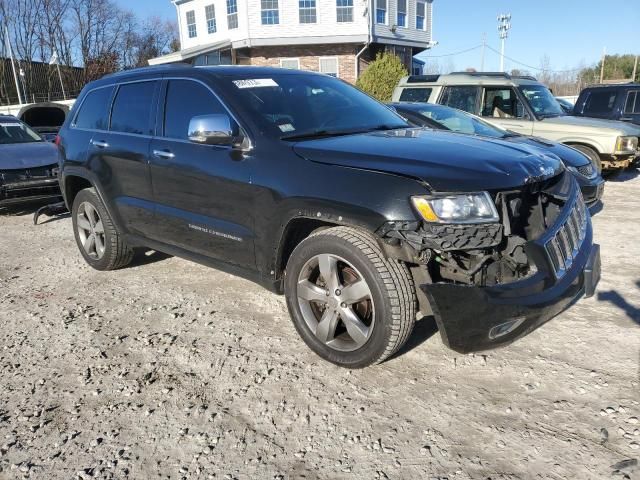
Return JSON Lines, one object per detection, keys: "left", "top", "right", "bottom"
{"left": 186, "top": 10, "right": 197, "bottom": 38}
{"left": 416, "top": 1, "right": 426, "bottom": 30}
{"left": 205, "top": 4, "right": 217, "bottom": 34}
{"left": 336, "top": 0, "right": 353, "bottom": 23}
{"left": 280, "top": 58, "right": 300, "bottom": 69}
{"left": 375, "top": 0, "right": 386, "bottom": 24}
{"left": 397, "top": 0, "right": 407, "bottom": 27}
{"left": 261, "top": 0, "right": 279, "bottom": 24}
{"left": 319, "top": 57, "right": 339, "bottom": 78}
{"left": 227, "top": 0, "right": 238, "bottom": 29}
{"left": 299, "top": 0, "right": 317, "bottom": 24}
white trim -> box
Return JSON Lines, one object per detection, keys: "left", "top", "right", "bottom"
{"left": 280, "top": 58, "right": 300, "bottom": 69}
{"left": 318, "top": 56, "right": 339, "bottom": 78}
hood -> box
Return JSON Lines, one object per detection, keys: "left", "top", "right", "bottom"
{"left": 541, "top": 115, "right": 640, "bottom": 135}
{"left": 0, "top": 141, "right": 59, "bottom": 170}
{"left": 292, "top": 129, "right": 564, "bottom": 192}
{"left": 502, "top": 135, "right": 592, "bottom": 168}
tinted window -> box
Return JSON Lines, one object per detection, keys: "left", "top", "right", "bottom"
{"left": 625, "top": 91, "right": 640, "bottom": 114}
{"left": 583, "top": 90, "right": 617, "bottom": 115}
{"left": 399, "top": 88, "right": 432, "bottom": 102}
{"left": 164, "top": 80, "right": 228, "bottom": 140}
{"left": 74, "top": 87, "right": 113, "bottom": 130}
{"left": 440, "top": 86, "right": 478, "bottom": 113}
{"left": 110, "top": 82, "right": 156, "bottom": 135}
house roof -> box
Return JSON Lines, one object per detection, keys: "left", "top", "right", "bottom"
{"left": 148, "top": 39, "right": 231, "bottom": 66}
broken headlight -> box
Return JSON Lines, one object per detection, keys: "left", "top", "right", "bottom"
{"left": 411, "top": 192, "right": 499, "bottom": 224}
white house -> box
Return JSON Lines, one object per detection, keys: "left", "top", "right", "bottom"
{"left": 150, "top": 0, "right": 435, "bottom": 83}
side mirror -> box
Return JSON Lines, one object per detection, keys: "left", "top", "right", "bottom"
{"left": 188, "top": 114, "right": 235, "bottom": 146}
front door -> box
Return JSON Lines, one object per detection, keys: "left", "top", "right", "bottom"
{"left": 479, "top": 87, "right": 534, "bottom": 135}
{"left": 148, "top": 78, "right": 255, "bottom": 269}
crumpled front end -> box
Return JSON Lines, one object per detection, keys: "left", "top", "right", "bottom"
{"left": 0, "top": 164, "right": 61, "bottom": 207}
{"left": 379, "top": 171, "right": 601, "bottom": 353}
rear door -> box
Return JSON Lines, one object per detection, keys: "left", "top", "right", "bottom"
{"left": 148, "top": 78, "right": 255, "bottom": 269}
{"left": 579, "top": 89, "right": 617, "bottom": 120}
{"left": 88, "top": 80, "right": 160, "bottom": 237}
{"left": 621, "top": 90, "right": 640, "bottom": 125}
{"left": 478, "top": 86, "right": 534, "bottom": 135}
{"left": 438, "top": 85, "right": 480, "bottom": 114}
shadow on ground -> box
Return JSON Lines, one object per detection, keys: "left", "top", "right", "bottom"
{"left": 605, "top": 166, "right": 639, "bottom": 183}
{"left": 597, "top": 280, "right": 640, "bottom": 326}
{"left": 387, "top": 314, "right": 439, "bottom": 362}
{"left": 129, "top": 249, "right": 173, "bottom": 268}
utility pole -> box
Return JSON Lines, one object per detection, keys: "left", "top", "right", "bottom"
{"left": 497, "top": 14, "right": 511, "bottom": 72}
{"left": 599, "top": 47, "right": 606, "bottom": 83}
{"left": 480, "top": 33, "right": 486, "bottom": 72}
{"left": 632, "top": 55, "right": 638, "bottom": 83}
{"left": 4, "top": 26, "right": 23, "bottom": 106}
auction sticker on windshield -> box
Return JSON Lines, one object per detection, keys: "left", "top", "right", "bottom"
{"left": 233, "top": 79, "right": 279, "bottom": 89}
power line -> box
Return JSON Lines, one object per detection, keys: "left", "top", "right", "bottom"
{"left": 421, "top": 44, "right": 483, "bottom": 58}
{"left": 484, "top": 45, "right": 585, "bottom": 73}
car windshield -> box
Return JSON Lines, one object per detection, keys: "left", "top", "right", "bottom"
{"left": 518, "top": 85, "right": 565, "bottom": 118}
{"left": 413, "top": 106, "right": 510, "bottom": 138}
{"left": 221, "top": 73, "right": 409, "bottom": 139}
{"left": 0, "top": 120, "right": 43, "bottom": 144}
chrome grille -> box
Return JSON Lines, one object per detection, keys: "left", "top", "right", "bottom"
{"left": 545, "top": 194, "right": 588, "bottom": 278}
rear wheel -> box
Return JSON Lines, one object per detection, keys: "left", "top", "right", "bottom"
{"left": 571, "top": 144, "right": 602, "bottom": 175}
{"left": 72, "top": 188, "right": 133, "bottom": 271}
{"left": 284, "top": 226, "right": 416, "bottom": 368}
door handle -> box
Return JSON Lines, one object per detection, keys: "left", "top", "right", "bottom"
{"left": 91, "top": 140, "right": 109, "bottom": 148}
{"left": 153, "top": 149, "right": 175, "bottom": 160}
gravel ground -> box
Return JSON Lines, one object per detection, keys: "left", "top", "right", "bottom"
{"left": 1, "top": 171, "right": 639, "bottom": 480}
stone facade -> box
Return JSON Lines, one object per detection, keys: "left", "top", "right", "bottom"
{"left": 236, "top": 44, "right": 359, "bottom": 84}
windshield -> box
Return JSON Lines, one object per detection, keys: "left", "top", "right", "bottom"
{"left": 221, "top": 74, "right": 409, "bottom": 139}
{"left": 414, "top": 106, "right": 509, "bottom": 138}
{"left": 518, "top": 85, "right": 565, "bottom": 118}
{"left": 0, "top": 120, "right": 43, "bottom": 144}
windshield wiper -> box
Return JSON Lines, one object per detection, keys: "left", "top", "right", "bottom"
{"left": 281, "top": 124, "right": 405, "bottom": 141}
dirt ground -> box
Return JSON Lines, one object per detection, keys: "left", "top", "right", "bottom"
{"left": 1, "top": 171, "right": 639, "bottom": 480}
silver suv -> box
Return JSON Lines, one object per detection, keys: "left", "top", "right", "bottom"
{"left": 392, "top": 72, "right": 640, "bottom": 171}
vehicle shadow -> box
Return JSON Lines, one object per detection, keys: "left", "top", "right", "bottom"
{"left": 597, "top": 280, "right": 640, "bottom": 326}
{"left": 386, "top": 314, "right": 439, "bottom": 362}
{"left": 605, "top": 166, "right": 639, "bottom": 183}
{"left": 128, "top": 249, "right": 173, "bottom": 268}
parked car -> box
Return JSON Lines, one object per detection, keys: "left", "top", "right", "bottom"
{"left": 555, "top": 97, "right": 575, "bottom": 115}
{"left": 388, "top": 102, "right": 605, "bottom": 208}
{"left": 0, "top": 115, "right": 61, "bottom": 208}
{"left": 58, "top": 66, "right": 600, "bottom": 368}
{"left": 392, "top": 72, "right": 640, "bottom": 172}
{"left": 573, "top": 83, "right": 640, "bottom": 126}
{"left": 18, "top": 102, "right": 70, "bottom": 142}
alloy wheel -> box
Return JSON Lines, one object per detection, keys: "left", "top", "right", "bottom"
{"left": 296, "top": 253, "right": 375, "bottom": 352}
{"left": 76, "top": 201, "right": 106, "bottom": 260}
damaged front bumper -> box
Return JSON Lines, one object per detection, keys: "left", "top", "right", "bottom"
{"left": 0, "top": 165, "right": 61, "bottom": 207}
{"left": 422, "top": 185, "right": 601, "bottom": 354}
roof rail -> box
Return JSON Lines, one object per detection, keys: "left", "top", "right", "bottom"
{"left": 450, "top": 71, "right": 511, "bottom": 78}
{"left": 406, "top": 74, "right": 441, "bottom": 83}
{"left": 102, "top": 63, "right": 193, "bottom": 79}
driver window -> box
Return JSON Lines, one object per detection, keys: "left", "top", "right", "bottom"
{"left": 482, "top": 88, "right": 526, "bottom": 119}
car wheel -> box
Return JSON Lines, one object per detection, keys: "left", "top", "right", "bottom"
{"left": 284, "top": 226, "right": 416, "bottom": 368}
{"left": 72, "top": 187, "right": 133, "bottom": 271}
{"left": 571, "top": 145, "right": 602, "bottom": 175}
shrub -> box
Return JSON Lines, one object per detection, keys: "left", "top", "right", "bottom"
{"left": 356, "top": 53, "right": 409, "bottom": 102}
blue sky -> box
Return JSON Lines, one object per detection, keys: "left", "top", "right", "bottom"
{"left": 116, "top": 0, "right": 640, "bottom": 73}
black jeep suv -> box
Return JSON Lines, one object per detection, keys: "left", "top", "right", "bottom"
{"left": 58, "top": 65, "right": 600, "bottom": 368}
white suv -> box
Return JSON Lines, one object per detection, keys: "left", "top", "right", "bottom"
{"left": 392, "top": 72, "right": 640, "bottom": 172}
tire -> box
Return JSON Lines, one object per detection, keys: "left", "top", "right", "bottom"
{"left": 72, "top": 187, "right": 133, "bottom": 271}
{"left": 284, "top": 226, "right": 416, "bottom": 368}
{"left": 571, "top": 144, "right": 603, "bottom": 175}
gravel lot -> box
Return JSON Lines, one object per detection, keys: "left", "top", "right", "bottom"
{"left": 1, "top": 171, "right": 639, "bottom": 480}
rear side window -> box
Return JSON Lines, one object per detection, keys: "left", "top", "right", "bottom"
{"left": 399, "top": 87, "right": 432, "bottom": 102}
{"left": 583, "top": 90, "right": 617, "bottom": 115}
{"left": 439, "top": 86, "right": 478, "bottom": 113}
{"left": 163, "top": 80, "right": 228, "bottom": 140}
{"left": 624, "top": 91, "right": 640, "bottom": 114}
{"left": 74, "top": 87, "right": 113, "bottom": 130}
{"left": 110, "top": 82, "right": 157, "bottom": 135}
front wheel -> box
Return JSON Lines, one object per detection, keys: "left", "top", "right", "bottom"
{"left": 571, "top": 144, "right": 603, "bottom": 175}
{"left": 284, "top": 226, "right": 416, "bottom": 368}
